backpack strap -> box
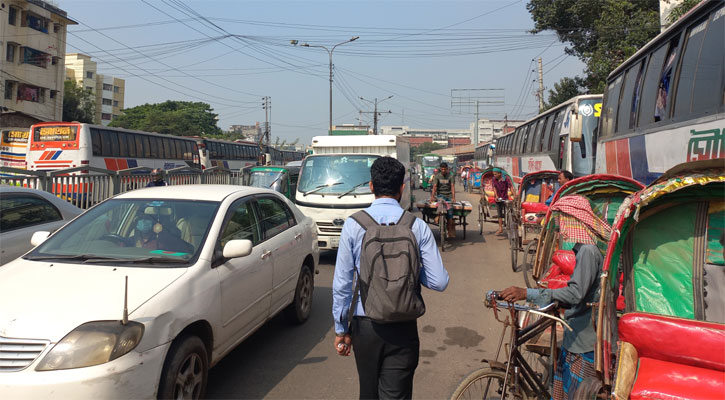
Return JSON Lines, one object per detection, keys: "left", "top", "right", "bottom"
{"left": 349, "top": 210, "right": 378, "bottom": 231}
{"left": 397, "top": 210, "right": 418, "bottom": 230}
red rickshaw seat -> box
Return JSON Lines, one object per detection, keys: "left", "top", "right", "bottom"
{"left": 630, "top": 357, "right": 725, "bottom": 400}
{"left": 618, "top": 313, "right": 725, "bottom": 371}
{"left": 521, "top": 201, "right": 549, "bottom": 215}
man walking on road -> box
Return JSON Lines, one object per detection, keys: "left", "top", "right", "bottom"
{"left": 332, "top": 156, "right": 449, "bottom": 399}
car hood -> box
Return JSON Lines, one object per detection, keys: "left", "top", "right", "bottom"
{"left": 0, "top": 260, "right": 187, "bottom": 342}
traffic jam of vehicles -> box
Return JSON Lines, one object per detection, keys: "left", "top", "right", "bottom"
{"left": 0, "top": 1, "right": 723, "bottom": 399}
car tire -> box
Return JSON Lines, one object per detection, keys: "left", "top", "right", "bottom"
{"left": 284, "top": 264, "right": 314, "bottom": 324}
{"left": 157, "top": 335, "right": 208, "bottom": 400}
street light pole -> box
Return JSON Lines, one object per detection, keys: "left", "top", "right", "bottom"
{"left": 292, "top": 36, "right": 359, "bottom": 134}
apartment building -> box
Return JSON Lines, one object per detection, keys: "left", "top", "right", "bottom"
{"left": 65, "top": 53, "right": 125, "bottom": 126}
{"left": 0, "top": 0, "right": 76, "bottom": 127}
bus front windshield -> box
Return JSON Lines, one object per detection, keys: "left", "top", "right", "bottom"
{"left": 298, "top": 155, "right": 379, "bottom": 195}
{"left": 422, "top": 156, "right": 440, "bottom": 167}
{"left": 250, "top": 170, "right": 284, "bottom": 190}
{"left": 571, "top": 99, "right": 601, "bottom": 176}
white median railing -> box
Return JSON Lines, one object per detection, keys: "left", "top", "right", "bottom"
{"left": 0, "top": 166, "right": 243, "bottom": 209}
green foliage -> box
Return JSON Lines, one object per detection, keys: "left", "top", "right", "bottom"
{"left": 666, "top": 0, "right": 700, "bottom": 25}
{"left": 411, "top": 142, "right": 445, "bottom": 159}
{"left": 527, "top": 0, "right": 660, "bottom": 93}
{"left": 109, "top": 100, "right": 222, "bottom": 136}
{"left": 545, "top": 77, "right": 584, "bottom": 110}
{"left": 62, "top": 79, "right": 95, "bottom": 123}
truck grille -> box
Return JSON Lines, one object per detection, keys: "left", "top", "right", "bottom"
{"left": 0, "top": 337, "right": 49, "bottom": 372}
{"left": 316, "top": 221, "right": 342, "bottom": 234}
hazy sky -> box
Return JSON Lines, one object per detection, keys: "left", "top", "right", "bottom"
{"left": 61, "top": 0, "right": 585, "bottom": 144}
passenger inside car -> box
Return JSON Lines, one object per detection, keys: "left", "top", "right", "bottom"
{"left": 132, "top": 213, "right": 193, "bottom": 254}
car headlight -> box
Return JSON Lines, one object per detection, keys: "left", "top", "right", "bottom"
{"left": 36, "top": 321, "right": 144, "bottom": 371}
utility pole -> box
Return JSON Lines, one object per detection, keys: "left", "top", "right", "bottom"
{"left": 262, "top": 96, "right": 270, "bottom": 147}
{"left": 360, "top": 95, "right": 393, "bottom": 135}
{"left": 537, "top": 57, "right": 545, "bottom": 112}
{"left": 474, "top": 100, "right": 480, "bottom": 146}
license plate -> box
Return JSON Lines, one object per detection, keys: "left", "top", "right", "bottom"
{"left": 330, "top": 237, "right": 340, "bottom": 248}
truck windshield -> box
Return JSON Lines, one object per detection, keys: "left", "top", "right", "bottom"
{"left": 298, "top": 155, "right": 379, "bottom": 195}
{"left": 250, "top": 170, "right": 284, "bottom": 190}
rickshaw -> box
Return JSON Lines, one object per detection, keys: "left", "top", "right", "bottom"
{"left": 506, "top": 170, "right": 560, "bottom": 273}
{"left": 247, "top": 165, "right": 300, "bottom": 201}
{"left": 527, "top": 174, "right": 643, "bottom": 289}
{"left": 584, "top": 160, "right": 725, "bottom": 399}
{"left": 467, "top": 167, "right": 483, "bottom": 194}
{"left": 416, "top": 199, "right": 473, "bottom": 251}
{"left": 477, "top": 167, "right": 515, "bottom": 235}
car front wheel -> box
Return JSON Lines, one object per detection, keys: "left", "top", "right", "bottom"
{"left": 157, "top": 335, "right": 208, "bottom": 400}
{"left": 284, "top": 264, "right": 313, "bottom": 324}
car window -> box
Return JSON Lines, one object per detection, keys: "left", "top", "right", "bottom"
{"left": 0, "top": 194, "right": 62, "bottom": 231}
{"left": 257, "top": 197, "right": 295, "bottom": 240}
{"left": 220, "top": 200, "right": 260, "bottom": 247}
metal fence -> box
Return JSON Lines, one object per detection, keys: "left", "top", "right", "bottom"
{"left": 0, "top": 166, "right": 241, "bottom": 209}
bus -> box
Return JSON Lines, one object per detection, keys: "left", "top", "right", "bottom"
{"left": 418, "top": 153, "right": 442, "bottom": 191}
{"left": 473, "top": 142, "right": 495, "bottom": 169}
{"left": 596, "top": 1, "right": 724, "bottom": 184}
{"left": 1, "top": 127, "right": 30, "bottom": 171}
{"left": 26, "top": 122, "right": 265, "bottom": 172}
{"left": 494, "top": 94, "right": 602, "bottom": 183}
{"left": 442, "top": 155, "right": 459, "bottom": 174}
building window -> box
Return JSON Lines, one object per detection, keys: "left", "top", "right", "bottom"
{"left": 8, "top": 6, "right": 17, "bottom": 26}
{"left": 26, "top": 13, "right": 49, "bottom": 34}
{"left": 53, "top": 24, "right": 60, "bottom": 34}
{"left": 4, "top": 81, "right": 15, "bottom": 100}
{"left": 6, "top": 43, "right": 16, "bottom": 63}
{"left": 50, "top": 90, "right": 58, "bottom": 99}
{"left": 86, "top": 71, "right": 93, "bottom": 79}
{"left": 86, "top": 86, "right": 93, "bottom": 92}
{"left": 21, "top": 47, "right": 49, "bottom": 68}
{"left": 102, "top": 113, "right": 112, "bottom": 120}
{"left": 16, "top": 83, "right": 43, "bottom": 103}
{"left": 51, "top": 56, "right": 59, "bottom": 65}
{"left": 102, "top": 98, "right": 112, "bottom": 106}
{"left": 102, "top": 83, "right": 113, "bottom": 91}
{"left": 113, "top": 100, "right": 119, "bottom": 107}
{"left": 113, "top": 86, "right": 120, "bottom": 93}
{"left": 113, "top": 114, "right": 119, "bottom": 120}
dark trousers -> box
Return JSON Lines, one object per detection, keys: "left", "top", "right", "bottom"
{"left": 351, "top": 317, "right": 420, "bottom": 400}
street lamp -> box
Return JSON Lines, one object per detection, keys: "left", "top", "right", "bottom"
{"left": 292, "top": 36, "right": 359, "bottom": 134}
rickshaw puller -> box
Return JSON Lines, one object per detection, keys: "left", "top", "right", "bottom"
{"left": 430, "top": 162, "right": 456, "bottom": 238}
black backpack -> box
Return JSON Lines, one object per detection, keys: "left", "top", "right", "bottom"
{"left": 348, "top": 210, "right": 426, "bottom": 325}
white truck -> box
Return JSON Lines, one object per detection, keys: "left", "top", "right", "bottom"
{"left": 295, "top": 135, "right": 411, "bottom": 250}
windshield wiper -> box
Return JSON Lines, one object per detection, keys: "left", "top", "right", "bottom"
{"left": 25, "top": 254, "right": 127, "bottom": 263}
{"left": 123, "top": 256, "right": 188, "bottom": 264}
{"left": 268, "top": 174, "right": 283, "bottom": 188}
{"left": 338, "top": 181, "right": 370, "bottom": 199}
{"left": 303, "top": 182, "right": 344, "bottom": 196}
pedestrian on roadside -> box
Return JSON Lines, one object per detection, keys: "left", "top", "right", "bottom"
{"left": 491, "top": 168, "right": 513, "bottom": 235}
{"left": 332, "top": 156, "right": 449, "bottom": 400}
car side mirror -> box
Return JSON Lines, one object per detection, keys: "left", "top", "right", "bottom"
{"left": 30, "top": 231, "right": 51, "bottom": 247}
{"left": 222, "top": 239, "right": 253, "bottom": 259}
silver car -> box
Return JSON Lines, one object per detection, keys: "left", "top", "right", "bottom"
{"left": 0, "top": 186, "right": 83, "bottom": 265}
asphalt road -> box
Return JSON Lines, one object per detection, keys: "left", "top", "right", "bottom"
{"left": 206, "top": 185, "right": 525, "bottom": 399}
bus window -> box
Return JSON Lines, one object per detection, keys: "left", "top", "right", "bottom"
{"left": 673, "top": 17, "right": 709, "bottom": 119}
{"left": 654, "top": 38, "right": 681, "bottom": 122}
{"left": 101, "top": 130, "right": 117, "bottom": 157}
{"left": 175, "top": 140, "right": 183, "bottom": 160}
{"left": 117, "top": 133, "right": 128, "bottom": 157}
{"left": 532, "top": 119, "right": 544, "bottom": 153}
{"left": 602, "top": 74, "right": 623, "bottom": 137}
{"left": 135, "top": 135, "right": 146, "bottom": 158}
{"left": 126, "top": 134, "right": 137, "bottom": 158}
{"left": 157, "top": 137, "right": 166, "bottom": 159}
{"left": 691, "top": 5, "right": 724, "bottom": 114}
{"left": 637, "top": 42, "right": 670, "bottom": 128}
{"left": 550, "top": 110, "right": 564, "bottom": 151}
{"left": 90, "top": 128, "right": 101, "bottom": 156}
{"left": 541, "top": 115, "right": 554, "bottom": 152}
{"left": 616, "top": 61, "right": 644, "bottom": 133}
{"left": 628, "top": 62, "right": 646, "bottom": 130}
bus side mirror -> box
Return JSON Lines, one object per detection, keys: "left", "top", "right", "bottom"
{"left": 569, "top": 105, "right": 582, "bottom": 143}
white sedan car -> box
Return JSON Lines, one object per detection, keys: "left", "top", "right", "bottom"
{"left": 0, "top": 186, "right": 83, "bottom": 265}
{"left": 0, "top": 185, "right": 318, "bottom": 399}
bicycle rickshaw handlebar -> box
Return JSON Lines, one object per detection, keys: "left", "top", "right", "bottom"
{"left": 485, "top": 290, "right": 572, "bottom": 331}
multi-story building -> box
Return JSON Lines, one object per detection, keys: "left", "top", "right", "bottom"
{"left": 470, "top": 118, "right": 525, "bottom": 145}
{"left": 229, "top": 123, "right": 262, "bottom": 141}
{"left": 381, "top": 125, "right": 472, "bottom": 148}
{"left": 0, "top": 0, "right": 76, "bottom": 127}
{"left": 65, "top": 53, "right": 125, "bottom": 126}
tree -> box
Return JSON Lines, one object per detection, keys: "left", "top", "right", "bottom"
{"left": 527, "top": 0, "right": 660, "bottom": 93}
{"left": 62, "top": 79, "right": 95, "bottom": 123}
{"left": 666, "top": 0, "right": 700, "bottom": 25}
{"left": 109, "top": 100, "right": 221, "bottom": 136}
{"left": 545, "top": 77, "right": 583, "bottom": 110}
{"left": 411, "top": 142, "right": 445, "bottom": 159}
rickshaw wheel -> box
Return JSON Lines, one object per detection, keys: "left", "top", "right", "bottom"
{"left": 510, "top": 238, "right": 518, "bottom": 272}
{"left": 478, "top": 205, "right": 483, "bottom": 235}
{"left": 439, "top": 213, "right": 446, "bottom": 252}
{"left": 522, "top": 239, "right": 538, "bottom": 288}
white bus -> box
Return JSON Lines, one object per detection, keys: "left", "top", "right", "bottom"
{"left": 26, "top": 122, "right": 262, "bottom": 172}
{"left": 596, "top": 1, "right": 724, "bottom": 184}
{"left": 494, "top": 94, "right": 602, "bottom": 183}
{"left": 296, "top": 135, "right": 411, "bottom": 250}
{"left": 1, "top": 127, "right": 30, "bottom": 172}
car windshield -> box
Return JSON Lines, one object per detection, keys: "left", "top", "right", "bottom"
{"left": 249, "top": 170, "right": 284, "bottom": 190}
{"left": 26, "top": 198, "right": 219, "bottom": 267}
{"left": 298, "top": 155, "right": 378, "bottom": 195}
